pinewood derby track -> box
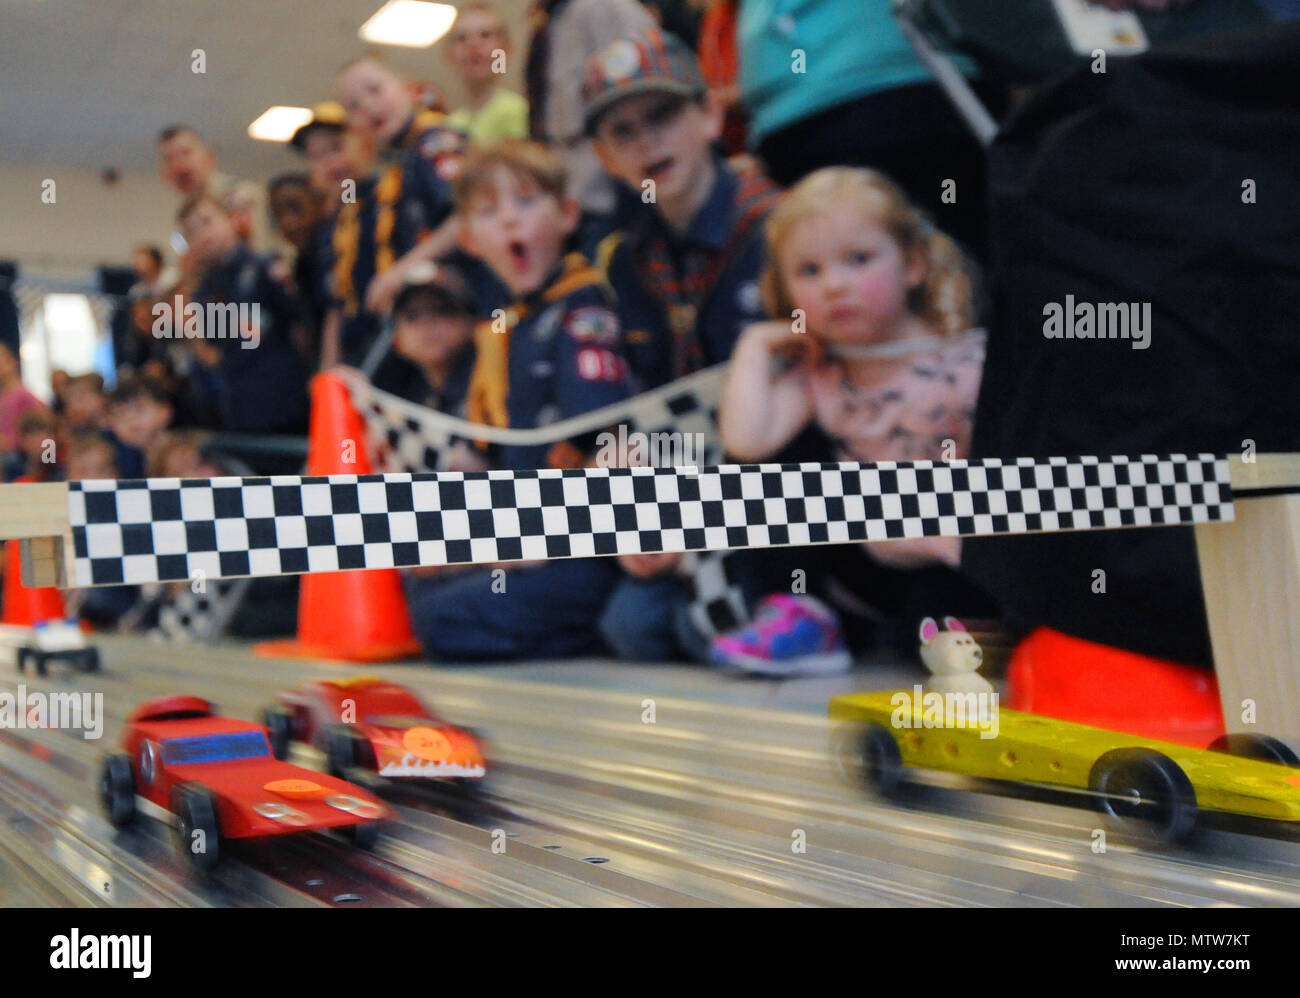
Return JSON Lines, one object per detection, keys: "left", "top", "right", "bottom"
{"left": 2, "top": 635, "right": 1299, "bottom": 907}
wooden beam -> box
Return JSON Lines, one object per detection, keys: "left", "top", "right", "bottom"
{"left": 1196, "top": 454, "right": 1300, "bottom": 743}
{"left": 0, "top": 483, "right": 73, "bottom": 588}
{"left": 1227, "top": 452, "right": 1300, "bottom": 492}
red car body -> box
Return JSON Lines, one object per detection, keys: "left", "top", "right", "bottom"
{"left": 119, "top": 695, "right": 387, "bottom": 839}
{"left": 274, "top": 678, "right": 487, "bottom": 781}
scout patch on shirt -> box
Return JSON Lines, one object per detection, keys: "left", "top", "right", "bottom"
{"left": 668, "top": 303, "right": 698, "bottom": 337}
{"left": 237, "top": 262, "right": 259, "bottom": 298}
{"left": 420, "top": 129, "right": 461, "bottom": 159}
{"left": 267, "top": 257, "right": 297, "bottom": 294}
{"left": 433, "top": 152, "right": 461, "bottom": 181}
{"left": 736, "top": 280, "right": 763, "bottom": 317}
{"left": 531, "top": 303, "right": 564, "bottom": 343}
{"left": 420, "top": 130, "right": 464, "bottom": 182}
{"left": 564, "top": 305, "right": 620, "bottom": 345}
{"left": 533, "top": 402, "right": 561, "bottom": 428}
{"left": 575, "top": 346, "right": 627, "bottom": 383}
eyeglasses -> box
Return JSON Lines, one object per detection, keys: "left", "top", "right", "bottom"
{"left": 597, "top": 96, "right": 690, "bottom": 148}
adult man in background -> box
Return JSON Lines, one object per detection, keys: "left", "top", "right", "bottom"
{"left": 444, "top": 2, "right": 530, "bottom": 146}
{"left": 157, "top": 124, "right": 273, "bottom": 253}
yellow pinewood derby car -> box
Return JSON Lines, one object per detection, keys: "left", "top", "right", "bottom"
{"left": 829, "top": 689, "right": 1300, "bottom": 843}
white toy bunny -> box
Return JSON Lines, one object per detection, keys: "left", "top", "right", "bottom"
{"left": 918, "top": 617, "right": 993, "bottom": 695}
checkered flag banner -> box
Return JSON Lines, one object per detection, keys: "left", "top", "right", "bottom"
{"left": 342, "top": 364, "right": 748, "bottom": 635}
{"left": 340, "top": 365, "right": 726, "bottom": 471}
{"left": 67, "top": 454, "right": 1232, "bottom": 588}
{"left": 153, "top": 578, "right": 251, "bottom": 642}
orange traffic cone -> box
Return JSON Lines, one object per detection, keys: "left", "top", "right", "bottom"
{"left": 2, "top": 538, "right": 66, "bottom": 626}
{"left": 1007, "top": 627, "right": 1225, "bottom": 747}
{"left": 255, "top": 372, "right": 423, "bottom": 662}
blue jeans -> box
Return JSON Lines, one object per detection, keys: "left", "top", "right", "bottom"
{"left": 598, "top": 574, "right": 710, "bottom": 663}
{"left": 406, "top": 557, "right": 619, "bottom": 663}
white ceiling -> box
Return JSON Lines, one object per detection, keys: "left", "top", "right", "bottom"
{"left": 0, "top": 0, "right": 533, "bottom": 182}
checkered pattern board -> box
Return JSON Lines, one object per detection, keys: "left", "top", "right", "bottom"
{"left": 67, "top": 454, "right": 1232, "bottom": 588}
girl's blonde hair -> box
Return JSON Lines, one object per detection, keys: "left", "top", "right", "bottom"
{"left": 760, "top": 167, "right": 978, "bottom": 338}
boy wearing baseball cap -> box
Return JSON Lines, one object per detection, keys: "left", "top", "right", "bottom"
{"left": 387, "top": 261, "right": 479, "bottom": 416}
{"left": 581, "top": 29, "right": 788, "bottom": 664}
{"left": 584, "top": 27, "right": 781, "bottom": 388}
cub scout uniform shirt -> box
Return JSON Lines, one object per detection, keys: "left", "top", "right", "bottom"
{"left": 191, "top": 245, "right": 310, "bottom": 433}
{"left": 467, "top": 253, "right": 630, "bottom": 472}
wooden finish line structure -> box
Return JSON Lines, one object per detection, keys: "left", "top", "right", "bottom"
{"left": 1, "top": 452, "right": 1297, "bottom": 738}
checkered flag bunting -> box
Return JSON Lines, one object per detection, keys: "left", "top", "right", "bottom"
{"left": 340, "top": 364, "right": 726, "bottom": 471}
{"left": 67, "top": 454, "right": 1232, "bottom": 588}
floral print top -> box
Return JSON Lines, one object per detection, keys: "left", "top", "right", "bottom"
{"left": 807, "top": 330, "right": 985, "bottom": 464}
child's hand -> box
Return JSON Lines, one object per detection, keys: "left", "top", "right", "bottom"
{"left": 444, "top": 442, "right": 491, "bottom": 474}
{"left": 618, "top": 552, "right": 683, "bottom": 578}
{"left": 741, "top": 320, "right": 819, "bottom": 367}
{"left": 190, "top": 339, "right": 222, "bottom": 368}
{"left": 864, "top": 536, "right": 961, "bottom": 570}
{"left": 364, "top": 266, "right": 406, "bottom": 315}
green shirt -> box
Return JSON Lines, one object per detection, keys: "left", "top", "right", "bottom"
{"left": 446, "top": 88, "right": 529, "bottom": 146}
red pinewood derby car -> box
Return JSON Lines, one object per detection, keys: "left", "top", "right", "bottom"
{"left": 264, "top": 677, "right": 487, "bottom": 788}
{"left": 99, "top": 695, "right": 388, "bottom": 873}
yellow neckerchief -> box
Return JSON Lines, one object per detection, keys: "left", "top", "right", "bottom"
{"left": 465, "top": 252, "right": 604, "bottom": 432}
{"left": 333, "top": 108, "right": 447, "bottom": 317}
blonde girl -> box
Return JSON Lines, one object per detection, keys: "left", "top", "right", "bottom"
{"left": 720, "top": 166, "right": 985, "bottom": 568}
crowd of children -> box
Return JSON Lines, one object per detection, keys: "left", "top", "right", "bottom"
{"left": 6, "top": 2, "right": 1044, "bottom": 672}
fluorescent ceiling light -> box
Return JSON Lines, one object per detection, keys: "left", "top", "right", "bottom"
{"left": 248, "top": 106, "right": 314, "bottom": 142}
{"left": 359, "top": 0, "right": 457, "bottom": 48}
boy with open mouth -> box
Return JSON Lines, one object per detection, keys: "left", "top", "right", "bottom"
{"left": 401, "top": 140, "right": 633, "bottom": 664}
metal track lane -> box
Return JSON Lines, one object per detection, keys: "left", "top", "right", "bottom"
{"left": 3, "top": 636, "right": 1300, "bottom": 906}
{"left": 380, "top": 687, "right": 1300, "bottom": 906}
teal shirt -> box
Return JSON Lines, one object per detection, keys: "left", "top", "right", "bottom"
{"left": 739, "top": 0, "right": 972, "bottom": 147}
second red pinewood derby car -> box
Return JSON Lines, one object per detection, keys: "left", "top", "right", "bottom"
{"left": 99, "top": 695, "right": 388, "bottom": 873}
{"left": 264, "top": 677, "right": 487, "bottom": 787}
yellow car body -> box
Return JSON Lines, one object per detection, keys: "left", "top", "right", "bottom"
{"left": 829, "top": 690, "right": 1300, "bottom": 822}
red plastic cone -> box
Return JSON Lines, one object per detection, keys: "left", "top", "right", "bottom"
{"left": 1007, "top": 627, "right": 1225, "bottom": 747}
{"left": 255, "top": 372, "right": 422, "bottom": 662}
{"left": 3, "top": 538, "right": 66, "bottom": 626}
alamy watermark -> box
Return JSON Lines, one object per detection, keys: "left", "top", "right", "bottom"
{"left": 0, "top": 685, "right": 103, "bottom": 739}
{"left": 1042, "top": 295, "right": 1150, "bottom": 350}
{"left": 593, "top": 424, "right": 706, "bottom": 469}
{"left": 152, "top": 296, "right": 260, "bottom": 349}
{"left": 50, "top": 930, "right": 151, "bottom": 978}
{"left": 890, "top": 684, "right": 999, "bottom": 740}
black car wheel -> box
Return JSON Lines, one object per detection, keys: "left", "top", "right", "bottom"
{"left": 15, "top": 648, "right": 26, "bottom": 673}
{"left": 345, "top": 819, "right": 381, "bottom": 851}
{"left": 1208, "top": 733, "right": 1300, "bottom": 767}
{"left": 262, "top": 706, "right": 293, "bottom": 760}
{"left": 172, "top": 783, "right": 221, "bottom": 873}
{"left": 1089, "top": 748, "right": 1198, "bottom": 844}
{"left": 99, "top": 753, "right": 136, "bottom": 828}
{"left": 79, "top": 648, "right": 100, "bottom": 673}
{"left": 832, "top": 723, "right": 903, "bottom": 798}
{"left": 327, "top": 725, "right": 362, "bottom": 780}
{"left": 33, "top": 652, "right": 48, "bottom": 677}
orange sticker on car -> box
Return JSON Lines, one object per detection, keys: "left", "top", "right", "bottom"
{"left": 264, "top": 778, "right": 327, "bottom": 799}
{"left": 403, "top": 726, "right": 452, "bottom": 762}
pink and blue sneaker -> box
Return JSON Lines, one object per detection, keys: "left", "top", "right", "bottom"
{"left": 710, "top": 594, "right": 853, "bottom": 677}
